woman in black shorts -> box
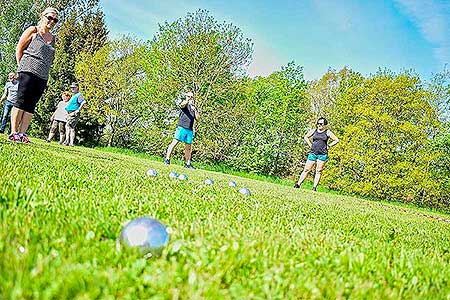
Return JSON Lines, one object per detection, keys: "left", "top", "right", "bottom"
{"left": 9, "top": 7, "right": 59, "bottom": 143}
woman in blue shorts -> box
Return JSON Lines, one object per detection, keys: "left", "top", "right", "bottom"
{"left": 164, "top": 91, "right": 200, "bottom": 169}
{"left": 294, "top": 117, "right": 339, "bottom": 191}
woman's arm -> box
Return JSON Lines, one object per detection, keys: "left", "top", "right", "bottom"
{"left": 327, "top": 130, "right": 339, "bottom": 148}
{"left": 16, "top": 26, "right": 36, "bottom": 65}
{"left": 304, "top": 129, "right": 315, "bottom": 147}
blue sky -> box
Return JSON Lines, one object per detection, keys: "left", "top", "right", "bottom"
{"left": 99, "top": 0, "right": 450, "bottom": 80}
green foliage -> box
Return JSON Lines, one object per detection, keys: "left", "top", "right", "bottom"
{"left": 428, "top": 66, "right": 450, "bottom": 123}
{"left": 147, "top": 9, "right": 253, "bottom": 108}
{"left": 136, "top": 9, "right": 253, "bottom": 157}
{"left": 0, "top": 0, "right": 34, "bottom": 81}
{"left": 324, "top": 70, "right": 447, "bottom": 210}
{"left": 229, "top": 62, "right": 310, "bottom": 176}
{"left": 75, "top": 37, "right": 147, "bottom": 147}
{"left": 1, "top": 138, "right": 450, "bottom": 299}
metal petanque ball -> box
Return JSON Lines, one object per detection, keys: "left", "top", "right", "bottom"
{"left": 169, "top": 171, "right": 178, "bottom": 179}
{"left": 228, "top": 181, "right": 237, "bottom": 188}
{"left": 146, "top": 169, "right": 158, "bottom": 177}
{"left": 178, "top": 174, "right": 188, "bottom": 181}
{"left": 119, "top": 217, "right": 169, "bottom": 257}
{"left": 205, "top": 178, "right": 214, "bottom": 185}
{"left": 239, "top": 188, "right": 251, "bottom": 196}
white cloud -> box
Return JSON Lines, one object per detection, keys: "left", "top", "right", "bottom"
{"left": 247, "top": 41, "right": 284, "bottom": 78}
{"left": 394, "top": 0, "right": 450, "bottom": 65}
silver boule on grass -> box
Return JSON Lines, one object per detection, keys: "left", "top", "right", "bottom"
{"left": 168, "top": 171, "right": 178, "bottom": 179}
{"left": 239, "top": 187, "right": 251, "bottom": 196}
{"left": 118, "top": 217, "right": 169, "bottom": 257}
{"left": 205, "top": 178, "right": 214, "bottom": 185}
{"left": 146, "top": 169, "right": 158, "bottom": 177}
{"left": 178, "top": 174, "right": 188, "bottom": 181}
{"left": 228, "top": 181, "right": 237, "bottom": 188}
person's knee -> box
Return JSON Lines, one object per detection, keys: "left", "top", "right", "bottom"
{"left": 304, "top": 165, "right": 314, "bottom": 172}
{"left": 316, "top": 168, "right": 324, "bottom": 175}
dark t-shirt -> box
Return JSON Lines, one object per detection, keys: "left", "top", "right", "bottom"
{"left": 177, "top": 105, "right": 195, "bottom": 130}
{"left": 311, "top": 129, "right": 329, "bottom": 155}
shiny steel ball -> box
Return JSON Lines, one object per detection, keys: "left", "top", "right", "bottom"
{"left": 168, "top": 171, "right": 178, "bottom": 179}
{"left": 119, "top": 217, "right": 169, "bottom": 256}
{"left": 178, "top": 174, "right": 188, "bottom": 181}
{"left": 239, "top": 188, "right": 251, "bottom": 196}
{"left": 228, "top": 181, "right": 237, "bottom": 188}
{"left": 205, "top": 178, "right": 214, "bottom": 185}
{"left": 146, "top": 169, "right": 158, "bottom": 177}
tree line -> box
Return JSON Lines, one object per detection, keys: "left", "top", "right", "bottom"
{"left": 1, "top": 4, "right": 449, "bottom": 211}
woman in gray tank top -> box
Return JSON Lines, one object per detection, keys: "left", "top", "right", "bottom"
{"left": 294, "top": 117, "right": 339, "bottom": 191}
{"left": 9, "top": 7, "right": 59, "bottom": 143}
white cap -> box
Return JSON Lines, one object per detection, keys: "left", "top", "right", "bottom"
{"left": 42, "top": 7, "right": 59, "bottom": 16}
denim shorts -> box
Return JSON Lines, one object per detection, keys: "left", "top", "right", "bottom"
{"left": 307, "top": 153, "right": 328, "bottom": 162}
{"left": 174, "top": 126, "right": 194, "bottom": 144}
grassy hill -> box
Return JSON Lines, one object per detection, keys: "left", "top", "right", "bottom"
{"left": 1, "top": 138, "right": 449, "bottom": 300}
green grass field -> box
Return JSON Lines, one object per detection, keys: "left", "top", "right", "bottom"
{"left": 1, "top": 138, "right": 449, "bottom": 300}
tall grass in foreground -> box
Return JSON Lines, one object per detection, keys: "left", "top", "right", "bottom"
{"left": 1, "top": 138, "right": 449, "bottom": 299}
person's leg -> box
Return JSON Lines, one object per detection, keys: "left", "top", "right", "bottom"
{"left": 63, "top": 122, "right": 70, "bottom": 145}
{"left": 10, "top": 107, "right": 24, "bottom": 134}
{"left": 313, "top": 160, "right": 327, "bottom": 191}
{"left": 0, "top": 102, "right": 13, "bottom": 133}
{"left": 295, "top": 160, "right": 316, "bottom": 187}
{"left": 58, "top": 122, "right": 66, "bottom": 144}
{"left": 18, "top": 111, "right": 33, "bottom": 134}
{"left": 183, "top": 129, "right": 195, "bottom": 167}
{"left": 184, "top": 143, "right": 192, "bottom": 164}
{"left": 68, "top": 128, "right": 76, "bottom": 146}
{"left": 165, "top": 139, "right": 179, "bottom": 162}
{"left": 47, "top": 120, "right": 58, "bottom": 141}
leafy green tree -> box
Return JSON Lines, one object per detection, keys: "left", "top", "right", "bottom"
{"left": 429, "top": 67, "right": 450, "bottom": 123}
{"left": 75, "top": 37, "right": 146, "bottom": 147}
{"left": 147, "top": 9, "right": 253, "bottom": 107}
{"left": 138, "top": 9, "right": 253, "bottom": 157}
{"left": 326, "top": 70, "right": 445, "bottom": 208}
{"left": 0, "top": 0, "right": 34, "bottom": 81}
{"left": 229, "top": 62, "right": 309, "bottom": 176}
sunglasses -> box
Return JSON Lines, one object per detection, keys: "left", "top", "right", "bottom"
{"left": 46, "top": 15, "right": 59, "bottom": 24}
{"left": 317, "top": 122, "right": 325, "bottom": 126}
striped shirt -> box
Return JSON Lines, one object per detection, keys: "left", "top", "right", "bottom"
{"left": 17, "top": 28, "right": 56, "bottom": 80}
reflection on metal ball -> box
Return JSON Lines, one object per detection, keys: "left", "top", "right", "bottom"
{"left": 239, "top": 188, "right": 251, "bottom": 196}
{"left": 119, "top": 217, "right": 169, "bottom": 257}
{"left": 169, "top": 171, "right": 178, "bottom": 179}
{"left": 228, "top": 181, "right": 237, "bottom": 188}
{"left": 146, "top": 169, "right": 158, "bottom": 177}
